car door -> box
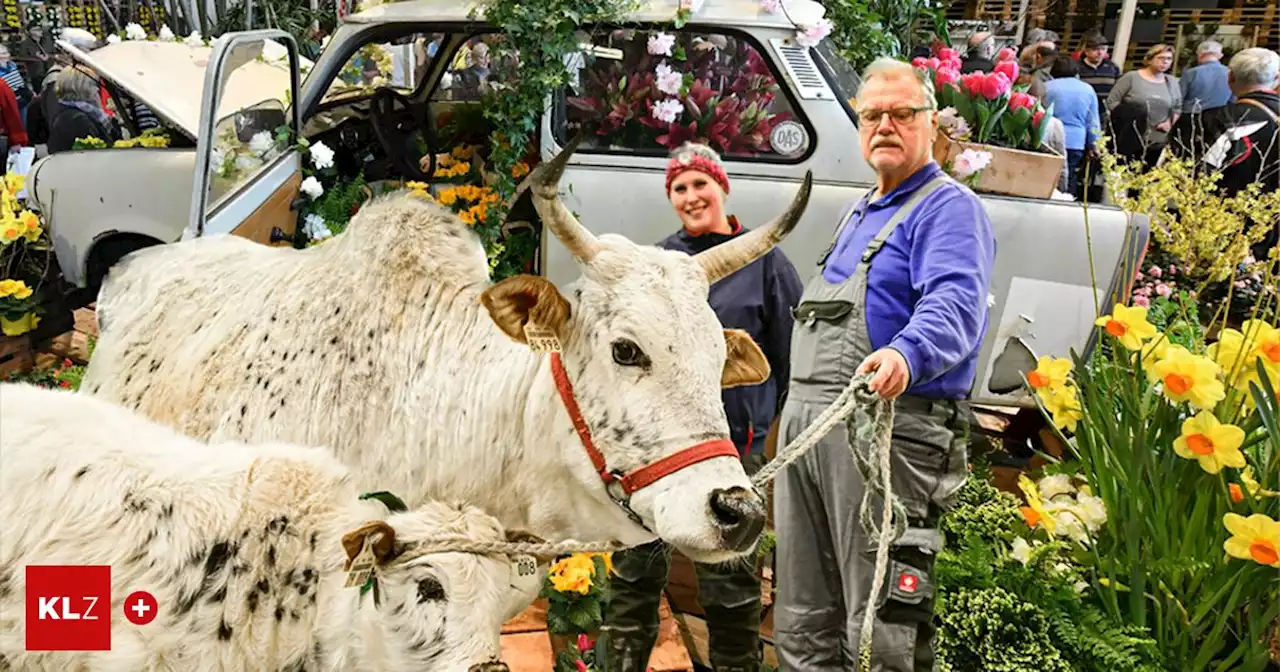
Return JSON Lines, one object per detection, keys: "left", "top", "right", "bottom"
{"left": 186, "top": 30, "right": 304, "bottom": 246}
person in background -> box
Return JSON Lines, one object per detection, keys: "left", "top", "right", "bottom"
{"left": 1180, "top": 40, "right": 1233, "bottom": 114}
{"left": 1044, "top": 56, "right": 1100, "bottom": 198}
{"left": 597, "top": 141, "right": 802, "bottom": 672}
{"left": 961, "top": 31, "right": 996, "bottom": 73}
{"left": 15, "top": 25, "right": 50, "bottom": 98}
{"left": 1020, "top": 43, "right": 1057, "bottom": 91}
{"left": 773, "top": 57, "right": 994, "bottom": 671}
{"left": 0, "top": 46, "right": 32, "bottom": 127}
{"left": 47, "top": 67, "right": 117, "bottom": 154}
{"left": 1078, "top": 34, "right": 1121, "bottom": 104}
{"left": 1167, "top": 47, "right": 1279, "bottom": 259}
{"left": 1108, "top": 44, "right": 1181, "bottom": 167}
{"left": 0, "top": 78, "right": 28, "bottom": 155}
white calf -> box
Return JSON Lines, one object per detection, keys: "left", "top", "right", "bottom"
{"left": 0, "top": 383, "right": 541, "bottom": 671}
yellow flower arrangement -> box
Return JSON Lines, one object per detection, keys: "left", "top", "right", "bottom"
{"left": 1207, "top": 320, "right": 1280, "bottom": 393}
{"left": 0, "top": 173, "right": 50, "bottom": 337}
{"left": 1147, "top": 346, "right": 1226, "bottom": 410}
{"left": 1172, "top": 411, "right": 1246, "bottom": 474}
{"left": 0, "top": 279, "right": 33, "bottom": 300}
{"left": 1222, "top": 513, "right": 1280, "bottom": 568}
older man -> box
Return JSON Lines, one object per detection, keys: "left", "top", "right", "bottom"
{"left": 1180, "top": 41, "right": 1233, "bottom": 114}
{"left": 773, "top": 57, "right": 996, "bottom": 671}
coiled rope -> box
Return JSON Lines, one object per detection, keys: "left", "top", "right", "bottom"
{"left": 394, "top": 371, "right": 901, "bottom": 671}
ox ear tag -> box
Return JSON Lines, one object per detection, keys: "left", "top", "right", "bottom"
{"left": 344, "top": 536, "right": 378, "bottom": 590}
{"left": 508, "top": 555, "right": 541, "bottom": 594}
{"left": 523, "top": 321, "right": 561, "bottom": 353}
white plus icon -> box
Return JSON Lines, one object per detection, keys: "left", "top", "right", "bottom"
{"left": 131, "top": 599, "right": 151, "bottom": 619}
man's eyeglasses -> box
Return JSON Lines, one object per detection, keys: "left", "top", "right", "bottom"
{"left": 856, "top": 106, "right": 933, "bottom": 126}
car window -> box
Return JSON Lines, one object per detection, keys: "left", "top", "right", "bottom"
{"left": 555, "top": 28, "right": 812, "bottom": 161}
{"left": 430, "top": 33, "right": 521, "bottom": 102}
{"left": 322, "top": 33, "right": 445, "bottom": 103}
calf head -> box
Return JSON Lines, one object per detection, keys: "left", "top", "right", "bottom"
{"left": 482, "top": 137, "right": 812, "bottom": 564}
{"left": 340, "top": 503, "right": 545, "bottom": 671}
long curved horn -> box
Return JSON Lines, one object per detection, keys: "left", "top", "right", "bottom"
{"left": 695, "top": 170, "right": 813, "bottom": 284}
{"left": 525, "top": 131, "right": 600, "bottom": 263}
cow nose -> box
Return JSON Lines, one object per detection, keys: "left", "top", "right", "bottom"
{"left": 709, "top": 486, "right": 766, "bottom": 551}
{"left": 467, "top": 662, "right": 509, "bottom": 672}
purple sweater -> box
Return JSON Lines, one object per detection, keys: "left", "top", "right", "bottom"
{"left": 822, "top": 162, "right": 996, "bottom": 400}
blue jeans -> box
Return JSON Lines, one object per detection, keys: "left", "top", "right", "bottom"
{"left": 1066, "top": 149, "right": 1085, "bottom": 198}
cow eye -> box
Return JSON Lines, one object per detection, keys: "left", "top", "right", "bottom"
{"left": 417, "top": 577, "right": 446, "bottom": 603}
{"left": 611, "top": 339, "right": 649, "bottom": 367}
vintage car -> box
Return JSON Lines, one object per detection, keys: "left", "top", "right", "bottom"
{"left": 25, "top": 0, "right": 1148, "bottom": 417}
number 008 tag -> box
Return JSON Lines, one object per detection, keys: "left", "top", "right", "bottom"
{"left": 508, "top": 555, "right": 541, "bottom": 593}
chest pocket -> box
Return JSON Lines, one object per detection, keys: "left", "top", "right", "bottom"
{"left": 789, "top": 298, "right": 858, "bottom": 387}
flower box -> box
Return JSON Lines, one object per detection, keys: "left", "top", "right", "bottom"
{"left": 933, "top": 134, "right": 1065, "bottom": 200}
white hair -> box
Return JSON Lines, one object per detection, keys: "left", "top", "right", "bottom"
{"left": 1229, "top": 48, "right": 1280, "bottom": 88}
{"left": 1197, "top": 40, "right": 1223, "bottom": 58}
{"left": 56, "top": 68, "right": 100, "bottom": 104}
{"left": 860, "top": 57, "right": 938, "bottom": 110}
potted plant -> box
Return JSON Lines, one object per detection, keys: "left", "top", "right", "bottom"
{"left": 913, "top": 46, "right": 1065, "bottom": 199}
{"left": 541, "top": 552, "right": 613, "bottom": 660}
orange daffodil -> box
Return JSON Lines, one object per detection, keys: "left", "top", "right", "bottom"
{"left": 1095, "top": 303, "right": 1159, "bottom": 350}
{"left": 1207, "top": 320, "right": 1280, "bottom": 394}
{"left": 1026, "top": 356, "right": 1082, "bottom": 432}
{"left": 1223, "top": 513, "right": 1280, "bottom": 568}
{"left": 1027, "top": 355, "right": 1071, "bottom": 392}
{"left": 1172, "top": 412, "right": 1246, "bottom": 474}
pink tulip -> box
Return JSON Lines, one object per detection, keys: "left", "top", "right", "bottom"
{"left": 578, "top": 634, "right": 591, "bottom": 651}
{"left": 935, "top": 67, "right": 960, "bottom": 88}
{"left": 960, "top": 72, "right": 984, "bottom": 94}
{"left": 997, "top": 47, "right": 1016, "bottom": 62}
{"left": 1008, "top": 91, "right": 1036, "bottom": 112}
{"left": 576, "top": 660, "right": 588, "bottom": 672}
{"left": 912, "top": 57, "right": 929, "bottom": 69}
{"left": 1032, "top": 109, "right": 1045, "bottom": 127}
{"left": 980, "top": 72, "right": 1011, "bottom": 100}
{"left": 937, "top": 47, "right": 961, "bottom": 67}
{"left": 993, "top": 59, "right": 1019, "bottom": 83}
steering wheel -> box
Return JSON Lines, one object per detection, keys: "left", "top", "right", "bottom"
{"left": 369, "top": 87, "right": 435, "bottom": 183}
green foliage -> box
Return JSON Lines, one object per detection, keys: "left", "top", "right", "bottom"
{"left": 1, "top": 350, "right": 92, "bottom": 391}
{"left": 471, "top": 0, "right": 639, "bottom": 280}
{"left": 311, "top": 174, "right": 370, "bottom": 238}
{"left": 825, "top": 0, "right": 951, "bottom": 70}
{"left": 935, "top": 465, "right": 1164, "bottom": 672}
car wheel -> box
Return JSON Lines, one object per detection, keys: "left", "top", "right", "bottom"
{"left": 86, "top": 235, "right": 160, "bottom": 298}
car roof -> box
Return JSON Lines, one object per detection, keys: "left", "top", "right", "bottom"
{"left": 56, "top": 38, "right": 309, "bottom": 140}
{"left": 344, "top": 0, "right": 826, "bottom": 29}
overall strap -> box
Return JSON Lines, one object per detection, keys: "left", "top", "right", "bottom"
{"left": 857, "top": 174, "right": 954, "bottom": 268}
{"left": 817, "top": 193, "right": 872, "bottom": 267}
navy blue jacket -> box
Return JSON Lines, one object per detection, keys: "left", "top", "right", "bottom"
{"left": 658, "top": 217, "right": 804, "bottom": 455}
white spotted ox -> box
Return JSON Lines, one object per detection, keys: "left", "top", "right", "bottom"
{"left": 0, "top": 382, "right": 539, "bottom": 671}
{"left": 81, "top": 139, "right": 813, "bottom": 562}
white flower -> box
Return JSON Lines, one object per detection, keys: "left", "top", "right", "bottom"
{"left": 1010, "top": 537, "right": 1033, "bottom": 566}
{"left": 303, "top": 214, "right": 331, "bottom": 240}
{"left": 760, "top": 0, "right": 785, "bottom": 12}
{"left": 938, "top": 107, "right": 970, "bottom": 136}
{"left": 1075, "top": 490, "right": 1108, "bottom": 530}
{"left": 309, "top": 141, "right": 335, "bottom": 170}
{"left": 654, "top": 62, "right": 683, "bottom": 96}
{"left": 1046, "top": 502, "right": 1091, "bottom": 544}
{"left": 248, "top": 131, "right": 275, "bottom": 157}
{"left": 184, "top": 30, "right": 203, "bottom": 47}
{"left": 652, "top": 98, "right": 684, "bottom": 124}
{"left": 795, "top": 18, "right": 833, "bottom": 48}
{"left": 234, "top": 154, "right": 262, "bottom": 173}
{"left": 300, "top": 176, "right": 324, "bottom": 200}
{"left": 106, "top": 34, "right": 121, "bottom": 45}
{"left": 1038, "top": 474, "right": 1076, "bottom": 501}
{"left": 158, "top": 25, "right": 175, "bottom": 41}
{"left": 125, "top": 22, "right": 147, "bottom": 40}
{"left": 1074, "top": 581, "right": 1089, "bottom": 594}
{"left": 647, "top": 32, "right": 675, "bottom": 56}
{"left": 951, "top": 147, "right": 993, "bottom": 179}
{"left": 209, "top": 147, "right": 226, "bottom": 174}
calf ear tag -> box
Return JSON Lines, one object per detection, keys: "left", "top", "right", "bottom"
{"left": 523, "top": 322, "right": 561, "bottom": 353}
{"left": 344, "top": 536, "right": 378, "bottom": 590}
{"left": 509, "top": 554, "right": 541, "bottom": 593}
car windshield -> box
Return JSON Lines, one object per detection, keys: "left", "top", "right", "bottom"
{"left": 321, "top": 33, "right": 446, "bottom": 103}
{"left": 810, "top": 39, "right": 861, "bottom": 107}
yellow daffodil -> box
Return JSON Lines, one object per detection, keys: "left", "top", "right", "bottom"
{"left": 1095, "top": 303, "right": 1158, "bottom": 350}
{"left": 1040, "top": 383, "right": 1082, "bottom": 432}
{"left": 1026, "top": 356, "right": 1072, "bottom": 398}
{"left": 1223, "top": 513, "right": 1280, "bottom": 568}
{"left": 1172, "top": 412, "right": 1245, "bottom": 474}
{"left": 1018, "top": 474, "right": 1056, "bottom": 534}
{"left": 1148, "top": 346, "right": 1226, "bottom": 410}
{"left": 1208, "top": 320, "right": 1280, "bottom": 392}
{"left": 1134, "top": 334, "right": 1173, "bottom": 369}
{"left": 547, "top": 553, "right": 598, "bottom": 594}
{"left": 4, "top": 173, "right": 23, "bottom": 196}
{"left": 20, "top": 211, "right": 41, "bottom": 242}
{"left": 1238, "top": 466, "right": 1279, "bottom": 500}
{"left": 0, "top": 220, "right": 22, "bottom": 244}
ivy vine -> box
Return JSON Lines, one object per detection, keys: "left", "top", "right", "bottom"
{"left": 470, "top": 0, "right": 641, "bottom": 280}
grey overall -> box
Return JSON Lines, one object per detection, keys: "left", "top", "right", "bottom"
{"left": 773, "top": 175, "right": 970, "bottom": 671}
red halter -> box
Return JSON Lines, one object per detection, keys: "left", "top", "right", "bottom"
{"left": 549, "top": 353, "right": 739, "bottom": 495}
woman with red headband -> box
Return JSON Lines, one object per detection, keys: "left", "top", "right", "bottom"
{"left": 596, "top": 142, "right": 803, "bottom": 671}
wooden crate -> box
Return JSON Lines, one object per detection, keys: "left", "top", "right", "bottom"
{"left": 0, "top": 334, "right": 34, "bottom": 377}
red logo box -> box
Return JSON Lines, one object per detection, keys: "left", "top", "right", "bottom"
{"left": 25, "top": 565, "right": 111, "bottom": 651}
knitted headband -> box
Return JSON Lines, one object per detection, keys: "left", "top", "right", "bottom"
{"left": 665, "top": 150, "right": 731, "bottom": 196}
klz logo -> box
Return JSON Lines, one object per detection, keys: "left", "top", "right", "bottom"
{"left": 26, "top": 565, "right": 111, "bottom": 651}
